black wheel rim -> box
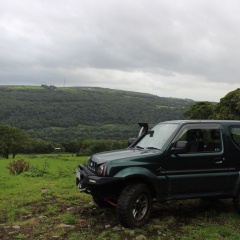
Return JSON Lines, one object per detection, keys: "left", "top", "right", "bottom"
{"left": 132, "top": 193, "right": 148, "bottom": 221}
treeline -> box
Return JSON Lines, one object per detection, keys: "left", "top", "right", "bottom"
{"left": 0, "top": 125, "right": 128, "bottom": 159}
{"left": 24, "top": 138, "right": 128, "bottom": 156}
{"left": 0, "top": 86, "right": 194, "bottom": 141}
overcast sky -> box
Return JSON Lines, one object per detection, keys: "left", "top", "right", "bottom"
{"left": 1, "top": 0, "right": 240, "bottom": 102}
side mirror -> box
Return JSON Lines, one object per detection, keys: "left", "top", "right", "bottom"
{"left": 128, "top": 138, "right": 136, "bottom": 146}
{"left": 171, "top": 141, "right": 188, "bottom": 154}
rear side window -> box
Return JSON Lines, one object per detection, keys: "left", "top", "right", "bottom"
{"left": 229, "top": 126, "right": 240, "bottom": 147}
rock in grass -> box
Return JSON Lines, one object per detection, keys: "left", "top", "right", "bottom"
{"left": 57, "top": 224, "right": 75, "bottom": 228}
{"left": 12, "top": 225, "right": 21, "bottom": 229}
{"left": 136, "top": 235, "right": 147, "bottom": 240}
{"left": 112, "top": 226, "right": 122, "bottom": 231}
{"left": 40, "top": 188, "right": 49, "bottom": 193}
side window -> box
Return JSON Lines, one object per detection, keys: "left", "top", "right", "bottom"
{"left": 176, "top": 127, "right": 222, "bottom": 153}
{"left": 229, "top": 126, "right": 240, "bottom": 147}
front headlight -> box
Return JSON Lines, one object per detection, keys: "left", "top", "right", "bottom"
{"left": 97, "top": 163, "right": 108, "bottom": 176}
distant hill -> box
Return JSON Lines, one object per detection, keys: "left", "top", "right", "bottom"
{"left": 0, "top": 85, "right": 194, "bottom": 142}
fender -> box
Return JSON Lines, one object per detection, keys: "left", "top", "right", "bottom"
{"left": 114, "top": 166, "right": 156, "bottom": 179}
{"left": 113, "top": 166, "right": 161, "bottom": 197}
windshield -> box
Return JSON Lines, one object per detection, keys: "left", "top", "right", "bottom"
{"left": 135, "top": 123, "right": 178, "bottom": 150}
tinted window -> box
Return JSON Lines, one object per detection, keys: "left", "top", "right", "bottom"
{"left": 229, "top": 126, "right": 240, "bottom": 147}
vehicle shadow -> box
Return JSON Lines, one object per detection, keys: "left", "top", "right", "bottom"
{"left": 151, "top": 198, "right": 235, "bottom": 224}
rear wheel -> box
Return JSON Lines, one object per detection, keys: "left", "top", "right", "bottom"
{"left": 117, "top": 183, "right": 153, "bottom": 228}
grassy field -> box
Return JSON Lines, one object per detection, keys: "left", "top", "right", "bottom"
{"left": 1, "top": 85, "right": 45, "bottom": 90}
{"left": 1, "top": 154, "right": 240, "bottom": 239}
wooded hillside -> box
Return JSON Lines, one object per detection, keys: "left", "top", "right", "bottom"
{"left": 0, "top": 86, "right": 194, "bottom": 141}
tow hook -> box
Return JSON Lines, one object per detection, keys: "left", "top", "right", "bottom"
{"left": 104, "top": 198, "right": 117, "bottom": 207}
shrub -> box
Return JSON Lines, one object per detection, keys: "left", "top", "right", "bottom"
{"left": 6, "top": 159, "right": 30, "bottom": 175}
{"left": 23, "top": 160, "right": 50, "bottom": 177}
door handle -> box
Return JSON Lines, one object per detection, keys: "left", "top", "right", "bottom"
{"left": 214, "top": 157, "right": 225, "bottom": 164}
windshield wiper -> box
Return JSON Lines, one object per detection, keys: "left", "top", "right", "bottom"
{"left": 146, "top": 147, "right": 160, "bottom": 150}
{"left": 134, "top": 146, "right": 144, "bottom": 149}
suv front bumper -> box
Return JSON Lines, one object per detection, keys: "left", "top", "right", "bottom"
{"left": 76, "top": 164, "right": 121, "bottom": 193}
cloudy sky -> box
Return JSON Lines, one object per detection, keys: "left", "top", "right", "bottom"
{"left": 1, "top": 0, "right": 240, "bottom": 102}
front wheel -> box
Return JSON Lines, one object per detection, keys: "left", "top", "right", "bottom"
{"left": 117, "top": 183, "right": 153, "bottom": 228}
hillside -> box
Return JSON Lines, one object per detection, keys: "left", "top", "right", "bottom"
{"left": 0, "top": 86, "right": 194, "bottom": 141}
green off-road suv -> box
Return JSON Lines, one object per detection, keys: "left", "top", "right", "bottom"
{"left": 76, "top": 120, "right": 240, "bottom": 228}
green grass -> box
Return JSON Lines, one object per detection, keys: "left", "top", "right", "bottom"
{"left": 1, "top": 85, "right": 45, "bottom": 89}
{"left": 1, "top": 154, "right": 240, "bottom": 239}
{"left": 156, "top": 105, "right": 169, "bottom": 108}
{"left": 0, "top": 154, "right": 87, "bottom": 217}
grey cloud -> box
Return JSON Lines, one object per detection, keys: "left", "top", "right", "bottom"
{"left": 0, "top": 0, "right": 240, "bottom": 101}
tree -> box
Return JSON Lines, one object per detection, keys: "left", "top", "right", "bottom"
{"left": 0, "top": 125, "right": 29, "bottom": 159}
{"left": 183, "top": 101, "right": 214, "bottom": 120}
{"left": 66, "top": 139, "right": 81, "bottom": 153}
{"left": 25, "top": 138, "right": 54, "bottom": 154}
{"left": 211, "top": 88, "right": 240, "bottom": 120}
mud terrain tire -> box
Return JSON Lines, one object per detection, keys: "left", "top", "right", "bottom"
{"left": 117, "top": 183, "right": 152, "bottom": 228}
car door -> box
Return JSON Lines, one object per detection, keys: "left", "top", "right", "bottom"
{"left": 164, "top": 124, "right": 229, "bottom": 196}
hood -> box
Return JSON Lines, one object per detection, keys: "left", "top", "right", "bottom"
{"left": 91, "top": 148, "right": 160, "bottom": 165}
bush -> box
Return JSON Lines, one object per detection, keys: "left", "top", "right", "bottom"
{"left": 23, "top": 160, "right": 50, "bottom": 177}
{"left": 6, "top": 159, "right": 30, "bottom": 175}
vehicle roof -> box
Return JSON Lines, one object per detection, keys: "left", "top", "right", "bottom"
{"left": 161, "top": 120, "right": 240, "bottom": 126}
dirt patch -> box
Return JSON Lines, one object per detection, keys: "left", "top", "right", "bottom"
{"left": 0, "top": 197, "right": 238, "bottom": 240}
